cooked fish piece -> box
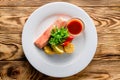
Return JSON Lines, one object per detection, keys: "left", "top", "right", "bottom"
{"left": 34, "top": 17, "right": 67, "bottom": 48}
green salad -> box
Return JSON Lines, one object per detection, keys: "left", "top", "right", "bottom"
{"left": 49, "top": 26, "right": 69, "bottom": 45}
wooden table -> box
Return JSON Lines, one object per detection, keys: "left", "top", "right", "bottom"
{"left": 0, "top": 0, "right": 120, "bottom": 80}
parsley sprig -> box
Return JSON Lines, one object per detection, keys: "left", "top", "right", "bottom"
{"left": 49, "top": 26, "right": 69, "bottom": 45}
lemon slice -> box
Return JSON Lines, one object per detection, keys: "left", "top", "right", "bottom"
{"left": 51, "top": 45, "right": 64, "bottom": 54}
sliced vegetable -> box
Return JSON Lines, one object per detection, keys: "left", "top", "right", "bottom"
{"left": 66, "top": 36, "right": 74, "bottom": 41}
{"left": 51, "top": 45, "right": 64, "bottom": 54}
{"left": 62, "top": 41, "right": 70, "bottom": 46}
{"left": 62, "top": 36, "right": 74, "bottom": 46}
{"left": 64, "top": 43, "right": 74, "bottom": 53}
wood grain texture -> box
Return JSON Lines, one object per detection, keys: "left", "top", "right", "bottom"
{"left": 0, "top": 0, "right": 120, "bottom": 7}
{"left": 0, "top": 7, "right": 36, "bottom": 34}
{"left": 0, "top": 34, "right": 24, "bottom": 60}
{"left": 0, "top": 43, "right": 24, "bottom": 60}
{"left": 0, "top": 61, "right": 43, "bottom": 80}
{"left": 0, "top": 7, "right": 120, "bottom": 34}
{"left": 95, "top": 33, "right": 120, "bottom": 60}
{"left": 0, "top": 0, "right": 109, "bottom": 7}
{"left": 108, "top": 0, "right": 120, "bottom": 6}
{"left": 0, "top": 0, "right": 120, "bottom": 79}
{"left": 83, "top": 7, "right": 120, "bottom": 34}
{"left": 0, "top": 60, "right": 120, "bottom": 80}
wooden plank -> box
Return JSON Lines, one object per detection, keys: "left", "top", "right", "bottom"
{"left": 0, "top": 61, "right": 43, "bottom": 80}
{"left": 95, "top": 33, "right": 120, "bottom": 60}
{"left": 108, "top": 0, "right": 120, "bottom": 6}
{"left": 0, "top": 0, "right": 108, "bottom": 7}
{"left": 0, "top": 34, "right": 24, "bottom": 60}
{"left": 0, "top": 0, "right": 119, "bottom": 7}
{"left": 0, "top": 43, "right": 24, "bottom": 60}
{"left": 0, "top": 34, "right": 21, "bottom": 44}
{"left": 0, "top": 33, "right": 120, "bottom": 60}
{"left": 0, "top": 60, "right": 120, "bottom": 80}
{"left": 0, "top": 7, "right": 120, "bottom": 34}
{"left": 0, "top": 7, "right": 35, "bottom": 34}
{"left": 0, "top": 7, "right": 37, "bottom": 16}
{"left": 82, "top": 7, "right": 120, "bottom": 34}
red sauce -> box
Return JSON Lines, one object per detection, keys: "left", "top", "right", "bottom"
{"left": 67, "top": 18, "right": 84, "bottom": 35}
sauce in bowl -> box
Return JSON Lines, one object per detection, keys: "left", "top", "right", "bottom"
{"left": 67, "top": 18, "right": 84, "bottom": 36}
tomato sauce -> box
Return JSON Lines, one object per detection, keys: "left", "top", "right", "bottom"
{"left": 67, "top": 18, "right": 84, "bottom": 35}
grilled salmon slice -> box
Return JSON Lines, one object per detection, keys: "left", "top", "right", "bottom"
{"left": 34, "top": 17, "right": 67, "bottom": 48}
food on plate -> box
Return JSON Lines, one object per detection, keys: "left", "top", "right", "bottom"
{"left": 34, "top": 17, "right": 67, "bottom": 48}
{"left": 64, "top": 43, "right": 74, "bottom": 53}
{"left": 51, "top": 45, "right": 64, "bottom": 54}
{"left": 62, "top": 36, "right": 74, "bottom": 46}
{"left": 44, "top": 45, "right": 55, "bottom": 55}
{"left": 34, "top": 17, "right": 84, "bottom": 55}
{"left": 49, "top": 27, "right": 69, "bottom": 45}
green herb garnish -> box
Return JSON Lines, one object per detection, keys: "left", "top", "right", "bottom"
{"left": 49, "top": 26, "right": 69, "bottom": 45}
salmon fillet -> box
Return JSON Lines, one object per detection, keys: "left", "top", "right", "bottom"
{"left": 34, "top": 17, "right": 67, "bottom": 48}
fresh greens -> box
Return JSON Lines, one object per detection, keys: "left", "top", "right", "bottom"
{"left": 49, "top": 26, "right": 69, "bottom": 45}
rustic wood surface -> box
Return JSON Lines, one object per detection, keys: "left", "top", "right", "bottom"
{"left": 0, "top": 0, "right": 120, "bottom": 80}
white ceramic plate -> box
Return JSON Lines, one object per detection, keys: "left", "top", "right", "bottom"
{"left": 22, "top": 2, "right": 97, "bottom": 77}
